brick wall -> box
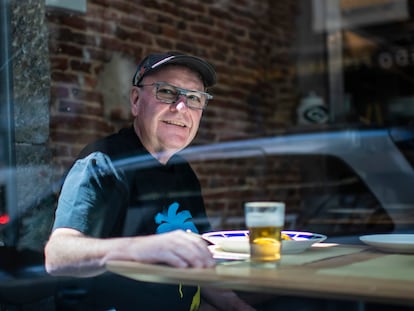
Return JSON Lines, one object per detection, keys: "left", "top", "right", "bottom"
{"left": 193, "top": 154, "right": 304, "bottom": 230}
{"left": 46, "top": 0, "right": 300, "bottom": 229}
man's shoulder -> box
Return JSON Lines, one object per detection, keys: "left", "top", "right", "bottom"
{"left": 79, "top": 127, "right": 143, "bottom": 159}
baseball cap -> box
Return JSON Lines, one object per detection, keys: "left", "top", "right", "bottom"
{"left": 132, "top": 51, "right": 216, "bottom": 88}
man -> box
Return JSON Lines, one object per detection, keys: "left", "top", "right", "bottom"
{"left": 45, "top": 52, "right": 255, "bottom": 311}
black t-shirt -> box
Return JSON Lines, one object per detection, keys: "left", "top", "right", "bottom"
{"left": 53, "top": 127, "right": 210, "bottom": 311}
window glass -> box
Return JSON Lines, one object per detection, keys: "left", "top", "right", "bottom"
{"left": 1, "top": 0, "right": 413, "bottom": 249}
{"left": 0, "top": 0, "right": 413, "bottom": 309}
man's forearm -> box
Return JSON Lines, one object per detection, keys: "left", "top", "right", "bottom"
{"left": 44, "top": 229, "right": 129, "bottom": 277}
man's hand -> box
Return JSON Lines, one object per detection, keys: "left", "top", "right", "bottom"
{"left": 104, "top": 230, "right": 216, "bottom": 268}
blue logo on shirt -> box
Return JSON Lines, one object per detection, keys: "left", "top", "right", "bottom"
{"left": 155, "top": 202, "right": 198, "bottom": 234}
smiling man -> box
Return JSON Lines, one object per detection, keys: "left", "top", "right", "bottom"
{"left": 131, "top": 60, "right": 210, "bottom": 163}
{"left": 44, "top": 52, "right": 256, "bottom": 311}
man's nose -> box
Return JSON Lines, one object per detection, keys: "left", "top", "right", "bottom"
{"left": 173, "top": 94, "right": 189, "bottom": 111}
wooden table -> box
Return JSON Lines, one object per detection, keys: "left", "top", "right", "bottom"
{"left": 106, "top": 244, "right": 414, "bottom": 306}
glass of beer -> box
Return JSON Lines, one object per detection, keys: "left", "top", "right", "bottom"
{"left": 245, "top": 201, "right": 285, "bottom": 268}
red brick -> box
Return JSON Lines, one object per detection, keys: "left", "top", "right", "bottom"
{"left": 50, "top": 56, "right": 69, "bottom": 71}
{"left": 51, "top": 86, "right": 70, "bottom": 98}
{"left": 51, "top": 72, "right": 80, "bottom": 84}
{"left": 70, "top": 60, "right": 92, "bottom": 73}
{"left": 71, "top": 88, "right": 102, "bottom": 102}
{"left": 52, "top": 42, "right": 83, "bottom": 58}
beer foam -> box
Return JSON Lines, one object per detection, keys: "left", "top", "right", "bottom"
{"left": 246, "top": 212, "right": 284, "bottom": 227}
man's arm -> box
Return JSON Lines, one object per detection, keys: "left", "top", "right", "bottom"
{"left": 44, "top": 227, "right": 215, "bottom": 277}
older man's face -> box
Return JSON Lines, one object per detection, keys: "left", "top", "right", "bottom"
{"left": 130, "top": 66, "right": 205, "bottom": 162}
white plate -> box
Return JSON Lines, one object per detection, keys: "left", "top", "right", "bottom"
{"left": 359, "top": 234, "right": 414, "bottom": 253}
{"left": 202, "top": 230, "right": 327, "bottom": 255}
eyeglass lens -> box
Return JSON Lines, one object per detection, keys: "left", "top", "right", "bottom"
{"left": 155, "top": 83, "right": 207, "bottom": 109}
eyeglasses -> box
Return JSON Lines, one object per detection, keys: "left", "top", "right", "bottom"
{"left": 137, "top": 82, "right": 213, "bottom": 110}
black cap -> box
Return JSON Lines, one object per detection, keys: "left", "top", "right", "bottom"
{"left": 132, "top": 52, "right": 216, "bottom": 87}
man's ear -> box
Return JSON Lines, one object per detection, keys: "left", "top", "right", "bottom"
{"left": 130, "top": 86, "right": 140, "bottom": 116}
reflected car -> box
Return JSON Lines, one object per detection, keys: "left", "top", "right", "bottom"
{"left": 0, "top": 125, "right": 413, "bottom": 310}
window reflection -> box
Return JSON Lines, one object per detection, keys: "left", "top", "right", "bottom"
{"left": 0, "top": 1, "right": 413, "bottom": 309}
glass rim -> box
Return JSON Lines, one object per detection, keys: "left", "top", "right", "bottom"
{"left": 244, "top": 201, "right": 285, "bottom": 208}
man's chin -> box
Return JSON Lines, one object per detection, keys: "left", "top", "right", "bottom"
{"left": 162, "top": 141, "right": 189, "bottom": 154}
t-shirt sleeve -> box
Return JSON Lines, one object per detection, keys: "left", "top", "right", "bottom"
{"left": 52, "top": 152, "right": 128, "bottom": 238}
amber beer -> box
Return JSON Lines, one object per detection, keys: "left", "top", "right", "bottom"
{"left": 245, "top": 202, "right": 285, "bottom": 268}
{"left": 248, "top": 225, "right": 283, "bottom": 262}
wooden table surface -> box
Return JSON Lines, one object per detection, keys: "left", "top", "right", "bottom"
{"left": 106, "top": 244, "right": 414, "bottom": 306}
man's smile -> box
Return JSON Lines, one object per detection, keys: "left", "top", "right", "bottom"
{"left": 163, "top": 120, "right": 188, "bottom": 128}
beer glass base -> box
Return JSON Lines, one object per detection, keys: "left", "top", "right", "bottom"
{"left": 250, "top": 260, "right": 280, "bottom": 269}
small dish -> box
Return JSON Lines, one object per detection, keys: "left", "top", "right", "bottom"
{"left": 359, "top": 234, "right": 414, "bottom": 253}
